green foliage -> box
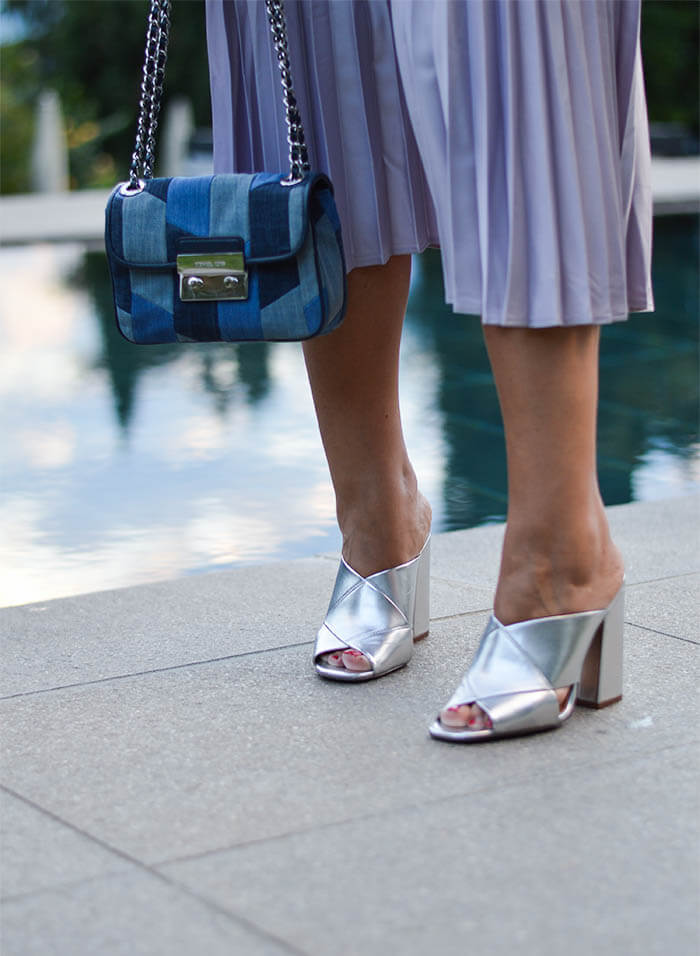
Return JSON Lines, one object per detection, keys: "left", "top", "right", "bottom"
{"left": 2, "top": 0, "right": 211, "bottom": 191}
{"left": 0, "top": 40, "right": 39, "bottom": 192}
{"left": 641, "top": 0, "right": 700, "bottom": 135}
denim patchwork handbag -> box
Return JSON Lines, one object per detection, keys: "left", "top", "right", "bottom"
{"left": 104, "top": 0, "right": 347, "bottom": 344}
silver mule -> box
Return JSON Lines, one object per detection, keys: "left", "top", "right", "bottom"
{"left": 314, "top": 536, "right": 431, "bottom": 682}
{"left": 429, "top": 583, "right": 625, "bottom": 742}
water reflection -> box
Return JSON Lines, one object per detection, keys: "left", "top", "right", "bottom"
{"left": 0, "top": 215, "right": 697, "bottom": 607}
{"left": 408, "top": 215, "right": 699, "bottom": 527}
{"left": 75, "top": 251, "right": 273, "bottom": 428}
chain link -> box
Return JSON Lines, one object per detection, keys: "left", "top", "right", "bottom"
{"left": 128, "top": 0, "right": 171, "bottom": 187}
{"left": 264, "top": 0, "right": 310, "bottom": 184}
{"left": 126, "top": 0, "right": 308, "bottom": 189}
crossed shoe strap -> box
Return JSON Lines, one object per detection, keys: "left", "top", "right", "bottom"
{"left": 443, "top": 611, "right": 605, "bottom": 735}
{"left": 315, "top": 559, "right": 415, "bottom": 673}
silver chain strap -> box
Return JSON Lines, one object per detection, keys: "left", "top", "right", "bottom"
{"left": 264, "top": 0, "right": 310, "bottom": 184}
{"left": 127, "top": 0, "right": 171, "bottom": 191}
{"left": 124, "top": 0, "right": 309, "bottom": 193}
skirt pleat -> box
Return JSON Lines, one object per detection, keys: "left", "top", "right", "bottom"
{"left": 206, "top": 0, "right": 653, "bottom": 327}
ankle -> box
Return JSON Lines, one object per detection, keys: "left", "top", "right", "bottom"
{"left": 337, "top": 482, "right": 432, "bottom": 577}
{"left": 494, "top": 517, "right": 624, "bottom": 624}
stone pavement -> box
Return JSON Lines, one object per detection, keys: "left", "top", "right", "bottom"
{"left": 1, "top": 494, "right": 698, "bottom": 955}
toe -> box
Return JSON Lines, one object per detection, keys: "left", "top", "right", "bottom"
{"left": 468, "top": 706, "right": 493, "bottom": 731}
{"left": 440, "top": 703, "right": 493, "bottom": 731}
{"left": 439, "top": 704, "right": 473, "bottom": 728}
{"left": 319, "top": 651, "right": 346, "bottom": 668}
{"left": 342, "top": 649, "right": 372, "bottom": 672}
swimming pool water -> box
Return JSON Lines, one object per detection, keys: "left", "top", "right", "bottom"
{"left": 1, "top": 215, "right": 697, "bottom": 607}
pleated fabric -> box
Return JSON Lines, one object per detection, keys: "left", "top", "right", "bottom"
{"left": 205, "top": 0, "right": 654, "bottom": 327}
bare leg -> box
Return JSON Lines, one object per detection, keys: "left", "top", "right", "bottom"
{"left": 304, "top": 255, "right": 431, "bottom": 671}
{"left": 441, "top": 325, "right": 624, "bottom": 730}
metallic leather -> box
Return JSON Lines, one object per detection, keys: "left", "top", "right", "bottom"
{"left": 314, "top": 536, "right": 431, "bottom": 681}
{"left": 430, "top": 583, "right": 625, "bottom": 742}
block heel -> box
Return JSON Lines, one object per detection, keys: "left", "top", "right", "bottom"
{"left": 412, "top": 536, "right": 431, "bottom": 642}
{"left": 577, "top": 583, "right": 624, "bottom": 709}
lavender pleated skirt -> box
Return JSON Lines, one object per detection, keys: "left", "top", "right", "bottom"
{"left": 205, "top": 0, "right": 654, "bottom": 326}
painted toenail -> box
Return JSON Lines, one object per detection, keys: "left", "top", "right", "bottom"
{"left": 468, "top": 717, "right": 478, "bottom": 727}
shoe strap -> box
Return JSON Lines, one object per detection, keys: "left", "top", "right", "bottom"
{"left": 316, "top": 559, "right": 419, "bottom": 671}
{"left": 444, "top": 610, "right": 605, "bottom": 734}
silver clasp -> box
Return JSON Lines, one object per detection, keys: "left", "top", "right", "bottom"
{"left": 176, "top": 251, "right": 248, "bottom": 302}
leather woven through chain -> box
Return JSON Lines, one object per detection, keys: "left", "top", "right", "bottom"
{"left": 127, "top": 0, "right": 310, "bottom": 188}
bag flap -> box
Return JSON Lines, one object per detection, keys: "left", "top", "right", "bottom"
{"left": 105, "top": 172, "right": 331, "bottom": 270}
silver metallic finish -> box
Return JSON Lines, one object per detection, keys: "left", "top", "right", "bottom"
{"left": 177, "top": 252, "right": 248, "bottom": 301}
{"left": 126, "top": 0, "right": 308, "bottom": 190}
{"left": 118, "top": 179, "right": 146, "bottom": 197}
{"left": 430, "top": 584, "right": 625, "bottom": 742}
{"left": 265, "top": 0, "right": 311, "bottom": 183}
{"left": 314, "top": 536, "right": 430, "bottom": 682}
{"left": 128, "top": 0, "right": 171, "bottom": 188}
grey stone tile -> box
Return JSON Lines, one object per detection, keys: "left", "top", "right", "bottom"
{"left": 1, "top": 556, "right": 491, "bottom": 699}
{"left": 0, "top": 790, "right": 129, "bottom": 899}
{"left": 4, "top": 495, "right": 694, "bottom": 699}
{"left": 606, "top": 495, "right": 699, "bottom": 583}
{"left": 159, "top": 746, "right": 698, "bottom": 956}
{"left": 0, "top": 559, "right": 337, "bottom": 698}
{"left": 1, "top": 617, "right": 695, "bottom": 865}
{"left": 429, "top": 495, "right": 699, "bottom": 591}
{"left": 422, "top": 521, "right": 505, "bottom": 589}
{"left": 626, "top": 573, "right": 699, "bottom": 643}
{"left": 0, "top": 868, "right": 294, "bottom": 955}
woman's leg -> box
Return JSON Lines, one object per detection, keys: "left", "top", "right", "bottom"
{"left": 441, "top": 325, "right": 625, "bottom": 730}
{"left": 304, "top": 255, "right": 432, "bottom": 671}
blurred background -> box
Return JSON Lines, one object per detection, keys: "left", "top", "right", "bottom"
{"left": 1, "top": 0, "right": 698, "bottom": 607}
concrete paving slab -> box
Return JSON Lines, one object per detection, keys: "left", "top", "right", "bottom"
{"left": 605, "top": 495, "right": 699, "bottom": 583}
{"left": 0, "top": 559, "right": 333, "bottom": 698}
{"left": 0, "top": 789, "right": 131, "bottom": 900}
{"left": 0, "top": 867, "right": 296, "bottom": 956}
{"left": 159, "top": 745, "right": 698, "bottom": 956}
{"left": 0, "top": 558, "right": 492, "bottom": 699}
{"left": 625, "top": 572, "right": 699, "bottom": 643}
{"left": 0, "top": 189, "right": 112, "bottom": 245}
{"left": 429, "top": 521, "right": 504, "bottom": 588}
{"left": 430, "top": 496, "right": 700, "bottom": 590}
{"left": 2, "top": 496, "right": 694, "bottom": 699}
{"left": 1, "top": 614, "right": 696, "bottom": 866}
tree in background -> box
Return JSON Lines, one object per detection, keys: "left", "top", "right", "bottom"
{"left": 641, "top": 0, "right": 699, "bottom": 146}
{"left": 2, "top": 0, "right": 211, "bottom": 192}
{"left": 1, "top": 0, "right": 698, "bottom": 194}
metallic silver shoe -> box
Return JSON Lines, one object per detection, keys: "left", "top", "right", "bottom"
{"left": 430, "top": 583, "right": 625, "bottom": 742}
{"left": 314, "top": 536, "right": 431, "bottom": 681}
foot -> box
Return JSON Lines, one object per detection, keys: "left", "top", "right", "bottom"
{"left": 439, "top": 535, "right": 625, "bottom": 731}
{"left": 319, "top": 491, "right": 432, "bottom": 673}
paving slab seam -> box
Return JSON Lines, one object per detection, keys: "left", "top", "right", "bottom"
{"left": 623, "top": 624, "right": 699, "bottom": 646}
{"left": 2, "top": 603, "right": 695, "bottom": 703}
{"left": 625, "top": 569, "right": 700, "bottom": 585}
{"left": 429, "top": 573, "right": 498, "bottom": 593}
{"left": 149, "top": 739, "right": 698, "bottom": 871}
{"left": 0, "top": 639, "right": 318, "bottom": 702}
{"left": 0, "top": 784, "right": 308, "bottom": 955}
{"left": 2, "top": 871, "right": 128, "bottom": 906}
{"left": 0, "top": 606, "right": 497, "bottom": 702}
